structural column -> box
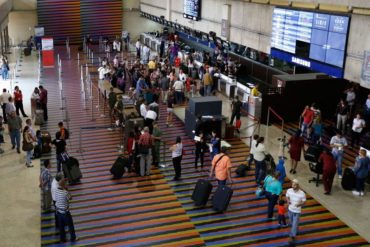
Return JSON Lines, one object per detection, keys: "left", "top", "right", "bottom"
{"left": 221, "top": 4, "right": 231, "bottom": 40}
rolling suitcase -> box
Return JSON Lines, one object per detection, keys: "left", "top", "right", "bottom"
{"left": 63, "top": 157, "right": 82, "bottom": 184}
{"left": 24, "top": 47, "right": 31, "bottom": 56}
{"left": 235, "top": 164, "right": 248, "bottom": 177}
{"left": 212, "top": 185, "right": 233, "bottom": 212}
{"left": 110, "top": 156, "right": 129, "bottom": 178}
{"left": 304, "top": 145, "right": 323, "bottom": 162}
{"left": 235, "top": 119, "right": 241, "bottom": 130}
{"left": 191, "top": 179, "right": 213, "bottom": 206}
{"left": 41, "top": 131, "right": 51, "bottom": 154}
{"left": 341, "top": 167, "right": 356, "bottom": 190}
{"left": 35, "top": 109, "right": 44, "bottom": 125}
{"left": 225, "top": 124, "right": 235, "bottom": 139}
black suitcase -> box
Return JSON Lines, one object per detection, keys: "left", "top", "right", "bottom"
{"left": 341, "top": 167, "right": 356, "bottom": 190}
{"left": 304, "top": 145, "right": 323, "bottom": 163}
{"left": 212, "top": 185, "right": 233, "bottom": 212}
{"left": 110, "top": 156, "right": 129, "bottom": 178}
{"left": 235, "top": 164, "right": 248, "bottom": 177}
{"left": 191, "top": 179, "right": 213, "bottom": 206}
{"left": 24, "top": 47, "right": 31, "bottom": 56}
{"left": 33, "top": 144, "right": 42, "bottom": 159}
{"left": 63, "top": 157, "right": 82, "bottom": 184}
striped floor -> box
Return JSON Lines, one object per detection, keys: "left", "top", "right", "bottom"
{"left": 40, "top": 47, "right": 369, "bottom": 246}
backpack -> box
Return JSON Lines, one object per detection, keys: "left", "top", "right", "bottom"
{"left": 64, "top": 128, "right": 70, "bottom": 140}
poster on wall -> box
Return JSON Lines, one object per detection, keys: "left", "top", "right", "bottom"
{"left": 360, "top": 51, "right": 370, "bottom": 89}
{"left": 41, "top": 37, "right": 54, "bottom": 67}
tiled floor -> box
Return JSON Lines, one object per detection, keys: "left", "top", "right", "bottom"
{"left": 0, "top": 47, "right": 369, "bottom": 247}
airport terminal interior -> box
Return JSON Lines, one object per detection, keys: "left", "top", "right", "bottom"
{"left": 1, "top": 0, "right": 370, "bottom": 246}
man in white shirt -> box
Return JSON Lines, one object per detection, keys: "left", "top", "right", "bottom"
{"left": 51, "top": 173, "right": 63, "bottom": 228}
{"left": 248, "top": 134, "right": 259, "bottom": 168}
{"left": 145, "top": 106, "right": 157, "bottom": 134}
{"left": 25, "top": 118, "right": 36, "bottom": 140}
{"left": 172, "top": 78, "right": 184, "bottom": 105}
{"left": 0, "top": 88, "right": 11, "bottom": 123}
{"left": 351, "top": 113, "right": 366, "bottom": 148}
{"left": 142, "top": 45, "right": 150, "bottom": 64}
{"left": 178, "top": 69, "right": 187, "bottom": 83}
{"left": 140, "top": 101, "right": 148, "bottom": 118}
{"left": 98, "top": 65, "right": 110, "bottom": 80}
{"left": 135, "top": 39, "right": 141, "bottom": 58}
{"left": 330, "top": 131, "right": 347, "bottom": 178}
{"left": 286, "top": 179, "right": 306, "bottom": 242}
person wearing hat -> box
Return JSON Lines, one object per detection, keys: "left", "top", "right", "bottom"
{"left": 209, "top": 146, "right": 233, "bottom": 185}
{"left": 286, "top": 179, "right": 306, "bottom": 242}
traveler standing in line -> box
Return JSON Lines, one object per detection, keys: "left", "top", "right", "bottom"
{"left": 288, "top": 130, "right": 305, "bottom": 174}
{"left": 108, "top": 87, "right": 117, "bottom": 117}
{"left": 135, "top": 39, "right": 141, "bottom": 58}
{"left": 254, "top": 137, "right": 266, "bottom": 185}
{"left": 229, "top": 96, "right": 242, "bottom": 125}
{"left": 264, "top": 171, "right": 283, "bottom": 219}
{"left": 138, "top": 126, "right": 153, "bottom": 176}
{"left": 318, "top": 149, "right": 337, "bottom": 195}
{"left": 170, "top": 136, "right": 183, "bottom": 181}
{"left": 13, "top": 86, "right": 28, "bottom": 117}
{"left": 330, "top": 130, "right": 347, "bottom": 179}
{"left": 336, "top": 99, "right": 349, "bottom": 133}
{"left": 286, "top": 179, "right": 306, "bottom": 243}
{"left": 152, "top": 121, "right": 162, "bottom": 167}
{"left": 5, "top": 96, "right": 16, "bottom": 118}
{"left": 209, "top": 146, "right": 233, "bottom": 186}
{"left": 352, "top": 149, "right": 370, "bottom": 197}
{"left": 195, "top": 132, "right": 207, "bottom": 171}
{"left": 22, "top": 125, "right": 34, "bottom": 167}
{"left": 55, "top": 178, "right": 78, "bottom": 243}
{"left": 203, "top": 68, "right": 213, "bottom": 96}
{"left": 166, "top": 92, "right": 174, "bottom": 127}
{"left": 1, "top": 58, "right": 9, "bottom": 80}
{"left": 210, "top": 130, "right": 221, "bottom": 161}
{"left": 52, "top": 132, "right": 67, "bottom": 173}
{"left": 248, "top": 134, "right": 259, "bottom": 169}
{"left": 7, "top": 111, "right": 22, "bottom": 153}
{"left": 39, "top": 85, "right": 48, "bottom": 121}
{"left": 0, "top": 88, "right": 11, "bottom": 123}
{"left": 39, "top": 159, "right": 52, "bottom": 211}
{"left": 351, "top": 113, "right": 366, "bottom": 149}
{"left": 51, "top": 173, "right": 63, "bottom": 229}
{"left": 30, "top": 87, "right": 40, "bottom": 118}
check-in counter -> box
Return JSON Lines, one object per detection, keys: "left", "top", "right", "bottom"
{"left": 140, "top": 33, "right": 166, "bottom": 54}
{"left": 214, "top": 73, "right": 237, "bottom": 98}
{"left": 248, "top": 95, "right": 262, "bottom": 119}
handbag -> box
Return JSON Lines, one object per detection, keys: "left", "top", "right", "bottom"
{"left": 255, "top": 186, "right": 266, "bottom": 198}
{"left": 22, "top": 141, "right": 34, "bottom": 152}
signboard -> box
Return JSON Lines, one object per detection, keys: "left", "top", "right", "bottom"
{"left": 221, "top": 19, "right": 229, "bottom": 39}
{"left": 41, "top": 37, "right": 54, "bottom": 67}
{"left": 360, "top": 51, "right": 370, "bottom": 89}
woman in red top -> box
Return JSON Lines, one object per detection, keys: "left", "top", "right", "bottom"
{"left": 288, "top": 130, "right": 305, "bottom": 174}
{"left": 14, "top": 86, "right": 28, "bottom": 117}
{"left": 318, "top": 149, "right": 337, "bottom": 195}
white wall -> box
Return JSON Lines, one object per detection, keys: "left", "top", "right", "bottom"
{"left": 8, "top": 11, "right": 37, "bottom": 46}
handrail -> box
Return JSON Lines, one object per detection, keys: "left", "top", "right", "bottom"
{"left": 266, "top": 106, "right": 285, "bottom": 140}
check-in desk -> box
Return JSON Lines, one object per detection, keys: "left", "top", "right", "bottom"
{"left": 248, "top": 95, "right": 262, "bottom": 120}
{"left": 214, "top": 73, "right": 237, "bottom": 99}
{"left": 140, "top": 33, "right": 167, "bottom": 55}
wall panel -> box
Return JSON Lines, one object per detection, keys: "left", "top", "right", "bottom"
{"left": 37, "top": 0, "right": 81, "bottom": 44}
{"left": 80, "top": 0, "right": 122, "bottom": 38}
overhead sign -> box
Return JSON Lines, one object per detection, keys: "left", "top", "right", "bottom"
{"left": 360, "top": 51, "right": 370, "bottom": 89}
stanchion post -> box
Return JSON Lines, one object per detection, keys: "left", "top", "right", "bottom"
{"left": 77, "top": 52, "right": 80, "bottom": 65}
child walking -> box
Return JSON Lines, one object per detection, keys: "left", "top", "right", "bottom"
{"left": 277, "top": 199, "right": 287, "bottom": 227}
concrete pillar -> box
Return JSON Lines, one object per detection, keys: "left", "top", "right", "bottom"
{"left": 166, "top": 0, "right": 171, "bottom": 21}
{"left": 221, "top": 4, "right": 231, "bottom": 40}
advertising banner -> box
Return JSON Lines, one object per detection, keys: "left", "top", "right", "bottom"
{"left": 42, "top": 37, "right": 54, "bottom": 67}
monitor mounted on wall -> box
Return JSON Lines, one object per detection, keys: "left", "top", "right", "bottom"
{"left": 183, "top": 0, "right": 201, "bottom": 21}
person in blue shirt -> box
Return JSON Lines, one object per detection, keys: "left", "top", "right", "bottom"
{"left": 265, "top": 172, "right": 283, "bottom": 219}
{"left": 353, "top": 149, "right": 370, "bottom": 197}
{"left": 135, "top": 75, "right": 148, "bottom": 100}
{"left": 210, "top": 130, "right": 220, "bottom": 160}
{"left": 276, "top": 157, "right": 286, "bottom": 185}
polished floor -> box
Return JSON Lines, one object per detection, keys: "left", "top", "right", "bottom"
{"left": 0, "top": 47, "right": 369, "bottom": 246}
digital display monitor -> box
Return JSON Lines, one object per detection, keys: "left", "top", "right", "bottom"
{"left": 183, "top": 0, "right": 201, "bottom": 21}
{"left": 270, "top": 8, "right": 350, "bottom": 78}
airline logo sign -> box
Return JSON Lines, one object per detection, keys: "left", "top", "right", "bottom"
{"left": 292, "top": 56, "right": 311, "bottom": 67}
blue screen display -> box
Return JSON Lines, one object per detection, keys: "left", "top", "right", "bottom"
{"left": 271, "top": 8, "right": 350, "bottom": 73}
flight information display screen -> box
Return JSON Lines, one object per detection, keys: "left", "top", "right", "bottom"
{"left": 183, "top": 0, "right": 201, "bottom": 21}
{"left": 271, "top": 8, "right": 350, "bottom": 77}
